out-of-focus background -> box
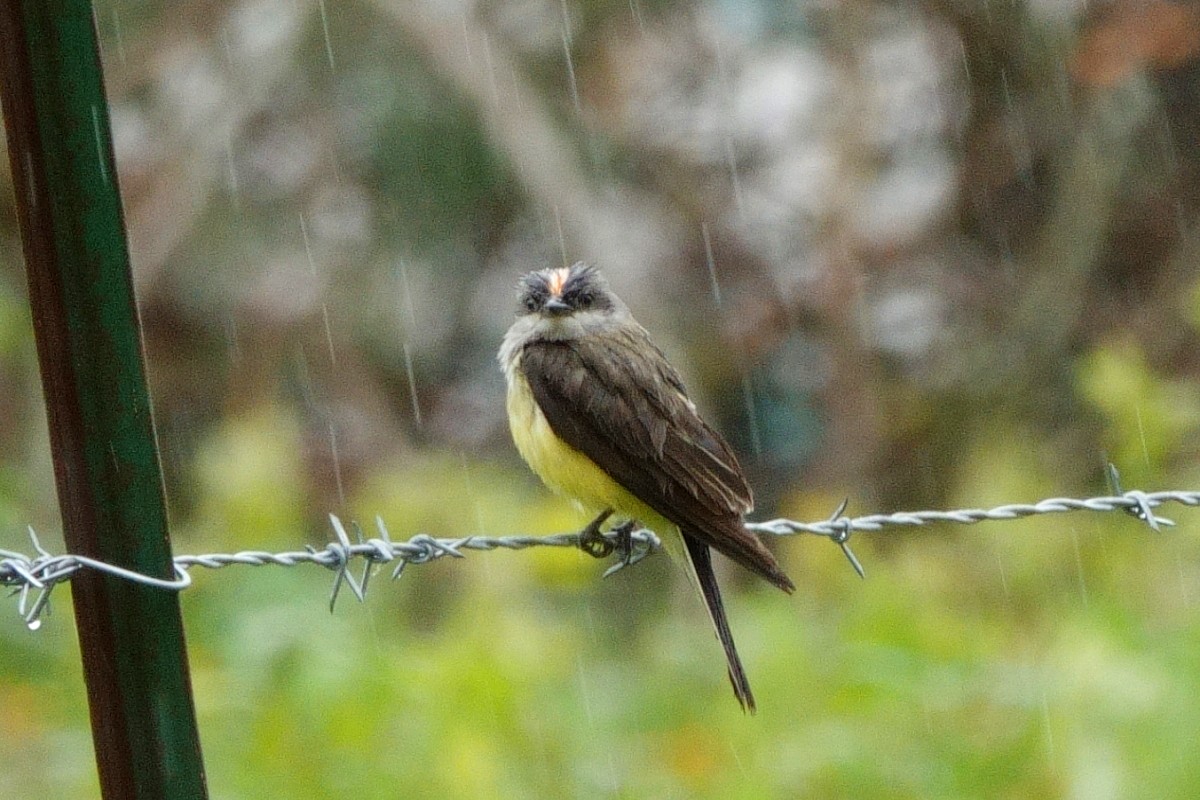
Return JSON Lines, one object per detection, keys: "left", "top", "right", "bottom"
{"left": 3, "top": 0, "right": 1200, "bottom": 796}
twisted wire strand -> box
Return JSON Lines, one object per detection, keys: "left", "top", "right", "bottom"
{"left": 3, "top": 489, "right": 1196, "bottom": 628}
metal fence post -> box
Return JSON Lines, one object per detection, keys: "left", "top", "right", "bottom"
{"left": 0, "top": 2, "right": 208, "bottom": 797}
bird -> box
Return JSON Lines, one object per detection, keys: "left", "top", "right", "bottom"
{"left": 498, "top": 261, "right": 794, "bottom": 712}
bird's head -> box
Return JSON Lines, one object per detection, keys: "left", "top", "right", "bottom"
{"left": 517, "top": 263, "right": 618, "bottom": 320}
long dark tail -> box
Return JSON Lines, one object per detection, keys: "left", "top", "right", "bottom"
{"left": 683, "top": 533, "right": 756, "bottom": 713}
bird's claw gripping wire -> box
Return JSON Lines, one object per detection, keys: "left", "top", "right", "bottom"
{"left": 599, "top": 521, "right": 643, "bottom": 578}
{"left": 577, "top": 509, "right": 615, "bottom": 558}
{"left": 575, "top": 511, "right": 655, "bottom": 577}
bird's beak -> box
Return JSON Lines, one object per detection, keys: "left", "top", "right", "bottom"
{"left": 543, "top": 297, "right": 571, "bottom": 316}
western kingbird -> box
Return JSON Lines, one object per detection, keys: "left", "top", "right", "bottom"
{"left": 499, "top": 262, "right": 794, "bottom": 712}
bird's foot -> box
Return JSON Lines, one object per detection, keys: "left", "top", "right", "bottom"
{"left": 578, "top": 508, "right": 614, "bottom": 559}
{"left": 611, "top": 521, "right": 636, "bottom": 566}
{"left": 600, "top": 521, "right": 649, "bottom": 578}
{"left": 579, "top": 511, "right": 644, "bottom": 575}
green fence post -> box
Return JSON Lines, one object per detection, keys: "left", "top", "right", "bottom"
{"left": 0, "top": 2, "right": 208, "bottom": 798}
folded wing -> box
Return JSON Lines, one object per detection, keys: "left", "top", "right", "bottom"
{"left": 520, "top": 329, "right": 793, "bottom": 592}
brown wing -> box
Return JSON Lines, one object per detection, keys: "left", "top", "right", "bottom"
{"left": 520, "top": 328, "right": 792, "bottom": 591}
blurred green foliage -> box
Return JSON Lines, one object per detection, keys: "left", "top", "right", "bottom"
{"left": 4, "top": 0, "right": 1200, "bottom": 797}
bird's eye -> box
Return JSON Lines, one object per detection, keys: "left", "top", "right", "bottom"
{"left": 576, "top": 292, "right": 593, "bottom": 308}
{"left": 523, "top": 294, "right": 540, "bottom": 312}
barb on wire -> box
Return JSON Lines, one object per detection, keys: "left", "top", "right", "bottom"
{"left": 1, "top": 526, "right": 193, "bottom": 630}
{"left": 820, "top": 498, "right": 864, "bottom": 579}
{"left": 3, "top": 483, "right": 1198, "bottom": 629}
{"left": 1106, "top": 463, "right": 1163, "bottom": 531}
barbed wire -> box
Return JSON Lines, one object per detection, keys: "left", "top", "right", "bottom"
{"left": 3, "top": 478, "right": 1197, "bottom": 630}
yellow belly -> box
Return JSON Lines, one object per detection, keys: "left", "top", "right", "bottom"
{"left": 506, "top": 367, "right": 665, "bottom": 527}
{"left": 505, "top": 362, "right": 696, "bottom": 587}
